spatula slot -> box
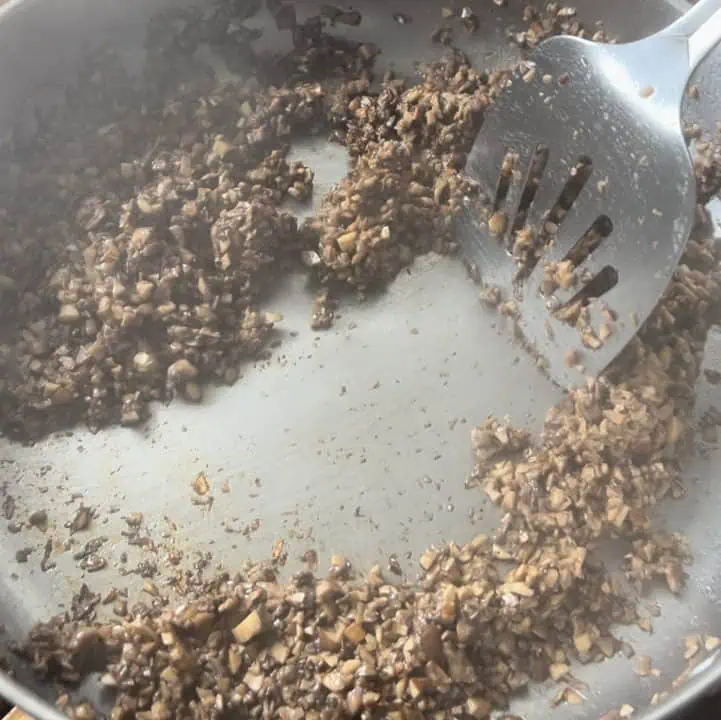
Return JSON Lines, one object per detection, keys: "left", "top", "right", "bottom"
{"left": 551, "top": 264, "right": 619, "bottom": 335}
{"left": 492, "top": 150, "right": 518, "bottom": 213}
{"left": 583, "top": 265, "right": 618, "bottom": 298}
{"left": 511, "top": 144, "right": 550, "bottom": 235}
{"left": 546, "top": 155, "right": 593, "bottom": 225}
{"left": 563, "top": 214, "right": 613, "bottom": 267}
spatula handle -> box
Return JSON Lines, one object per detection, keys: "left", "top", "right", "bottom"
{"left": 0, "top": 671, "right": 65, "bottom": 720}
{"left": 656, "top": 0, "right": 721, "bottom": 75}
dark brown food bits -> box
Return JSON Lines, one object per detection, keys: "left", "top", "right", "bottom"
{"left": 27, "top": 509, "right": 48, "bottom": 530}
{"left": 15, "top": 548, "right": 32, "bottom": 563}
{"left": 69, "top": 506, "right": 92, "bottom": 533}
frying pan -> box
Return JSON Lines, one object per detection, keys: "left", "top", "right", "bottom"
{"left": 0, "top": 0, "right": 721, "bottom": 718}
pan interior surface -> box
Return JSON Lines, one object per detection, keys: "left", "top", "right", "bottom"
{"left": 0, "top": 0, "right": 720, "bottom": 718}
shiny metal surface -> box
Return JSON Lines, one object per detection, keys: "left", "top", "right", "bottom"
{"left": 461, "top": 0, "right": 721, "bottom": 388}
{"left": 0, "top": 673, "right": 65, "bottom": 720}
{"left": 0, "top": 0, "right": 720, "bottom": 718}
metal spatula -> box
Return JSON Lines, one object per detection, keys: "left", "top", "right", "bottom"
{"left": 460, "top": 0, "right": 721, "bottom": 388}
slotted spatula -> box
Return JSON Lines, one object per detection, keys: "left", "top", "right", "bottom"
{"left": 460, "top": 0, "right": 721, "bottom": 388}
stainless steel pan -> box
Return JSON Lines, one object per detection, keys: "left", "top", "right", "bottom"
{"left": 1, "top": 0, "right": 721, "bottom": 718}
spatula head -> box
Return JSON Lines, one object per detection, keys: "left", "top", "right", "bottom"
{"left": 460, "top": 33, "right": 696, "bottom": 388}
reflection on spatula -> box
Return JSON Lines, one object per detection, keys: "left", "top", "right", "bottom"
{"left": 459, "top": 0, "right": 721, "bottom": 388}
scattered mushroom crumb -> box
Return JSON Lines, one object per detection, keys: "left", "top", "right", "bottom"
{"left": 191, "top": 472, "right": 210, "bottom": 496}
{"left": 634, "top": 655, "right": 661, "bottom": 677}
